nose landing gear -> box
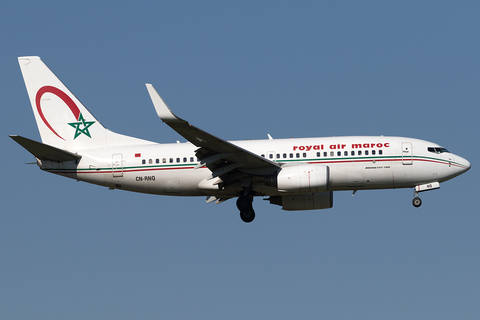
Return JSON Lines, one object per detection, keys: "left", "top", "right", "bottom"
{"left": 412, "top": 197, "right": 422, "bottom": 207}
{"left": 412, "top": 189, "right": 422, "bottom": 207}
{"left": 411, "top": 182, "right": 440, "bottom": 208}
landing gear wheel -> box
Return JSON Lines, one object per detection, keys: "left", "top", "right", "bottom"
{"left": 412, "top": 197, "right": 422, "bottom": 208}
{"left": 237, "top": 192, "right": 255, "bottom": 223}
{"left": 240, "top": 209, "right": 255, "bottom": 223}
{"left": 236, "top": 195, "right": 252, "bottom": 211}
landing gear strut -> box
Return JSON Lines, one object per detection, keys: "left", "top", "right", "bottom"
{"left": 237, "top": 195, "right": 255, "bottom": 223}
{"left": 412, "top": 190, "right": 422, "bottom": 208}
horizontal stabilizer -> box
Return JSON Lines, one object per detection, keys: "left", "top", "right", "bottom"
{"left": 10, "top": 135, "right": 82, "bottom": 162}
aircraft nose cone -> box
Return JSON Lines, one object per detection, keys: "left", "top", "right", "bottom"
{"left": 458, "top": 156, "right": 471, "bottom": 173}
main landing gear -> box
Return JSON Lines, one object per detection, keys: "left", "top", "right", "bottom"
{"left": 412, "top": 189, "right": 422, "bottom": 208}
{"left": 237, "top": 195, "right": 255, "bottom": 223}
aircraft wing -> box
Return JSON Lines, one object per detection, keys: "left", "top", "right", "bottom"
{"left": 146, "top": 84, "right": 281, "bottom": 182}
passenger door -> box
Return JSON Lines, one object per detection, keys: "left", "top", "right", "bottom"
{"left": 112, "top": 153, "right": 124, "bottom": 177}
{"left": 402, "top": 142, "right": 413, "bottom": 165}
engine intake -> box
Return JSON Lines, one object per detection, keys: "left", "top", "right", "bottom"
{"left": 267, "top": 164, "right": 330, "bottom": 193}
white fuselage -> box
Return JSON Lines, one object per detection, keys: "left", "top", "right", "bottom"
{"left": 38, "top": 136, "right": 470, "bottom": 198}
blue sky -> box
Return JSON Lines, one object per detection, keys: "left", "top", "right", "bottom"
{"left": 1, "top": 1, "right": 479, "bottom": 319}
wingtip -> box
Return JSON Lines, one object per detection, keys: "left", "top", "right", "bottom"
{"left": 18, "top": 56, "right": 41, "bottom": 61}
{"left": 145, "top": 83, "right": 181, "bottom": 122}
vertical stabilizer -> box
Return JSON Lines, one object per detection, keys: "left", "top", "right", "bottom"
{"left": 18, "top": 56, "right": 109, "bottom": 150}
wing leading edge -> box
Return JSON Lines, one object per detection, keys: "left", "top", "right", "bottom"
{"left": 145, "top": 84, "right": 280, "bottom": 187}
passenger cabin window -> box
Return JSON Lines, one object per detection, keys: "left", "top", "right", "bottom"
{"left": 324, "top": 152, "right": 327, "bottom": 157}
{"left": 190, "top": 157, "right": 194, "bottom": 162}
{"left": 379, "top": 150, "right": 383, "bottom": 155}
{"left": 142, "top": 159, "right": 146, "bottom": 164}
{"left": 365, "top": 150, "right": 368, "bottom": 156}
{"left": 317, "top": 152, "right": 321, "bottom": 157}
{"left": 337, "top": 151, "right": 341, "bottom": 156}
{"left": 344, "top": 151, "right": 348, "bottom": 156}
{"left": 372, "top": 150, "right": 376, "bottom": 155}
{"left": 163, "top": 158, "right": 166, "bottom": 163}
{"left": 303, "top": 153, "right": 307, "bottom": 158}
{"left": 156, "top": 159, "right": 159, "bottom": 164}
{"left": 149, "top": 159, "right": 152, "bottom": 164}
{"left": 358, "top": 151, "right": 362, "bottom": 156}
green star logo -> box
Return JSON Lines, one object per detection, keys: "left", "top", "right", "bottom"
{"left": 68, "top": 113, "right": 95, "bottom": 139}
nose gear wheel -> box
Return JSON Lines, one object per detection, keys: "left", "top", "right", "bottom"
{"left": 412, "top": 189, "right": 422, "bottom": 208}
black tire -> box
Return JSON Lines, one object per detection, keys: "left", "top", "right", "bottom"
{"left": 412, "top": 197, "right": 422, "bottom": 208}
{"left": 236, "top": 195, "right": 252, "bottom": 211}
{"left": 240, "top": 209, "right": 255, "bottom": 223}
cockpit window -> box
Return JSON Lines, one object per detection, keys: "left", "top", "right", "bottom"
{"left": 428, "top": 147, "right": 449, "bottom": 154}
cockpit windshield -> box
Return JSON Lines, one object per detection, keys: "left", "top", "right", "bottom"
{"left": 428, "top": 147, "right": 449, "bottom": 154}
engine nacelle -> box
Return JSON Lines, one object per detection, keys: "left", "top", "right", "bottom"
{"left": 269, "top": 192, "right": 333, "bottom": 211}
{"left": 272, "top": 164, "right": 330, "bottom": 193}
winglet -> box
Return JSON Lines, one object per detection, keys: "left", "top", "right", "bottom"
{"left": 145, "top": 84, "right": 182, "bottom": 122}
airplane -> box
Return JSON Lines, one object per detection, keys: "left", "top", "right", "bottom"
{"left": 11, "top": 56, "right": 471, "bottom": 223}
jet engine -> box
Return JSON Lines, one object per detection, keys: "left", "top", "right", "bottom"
{"left": 267, "top": 164, "right": 330, "bottom": 193}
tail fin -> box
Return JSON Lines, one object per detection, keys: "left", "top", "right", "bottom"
{"left": 18, "top": 56, "right": 109, "bottom": 149}
{"left": 18, "top": 56, "right": 153, "bottom": 151}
